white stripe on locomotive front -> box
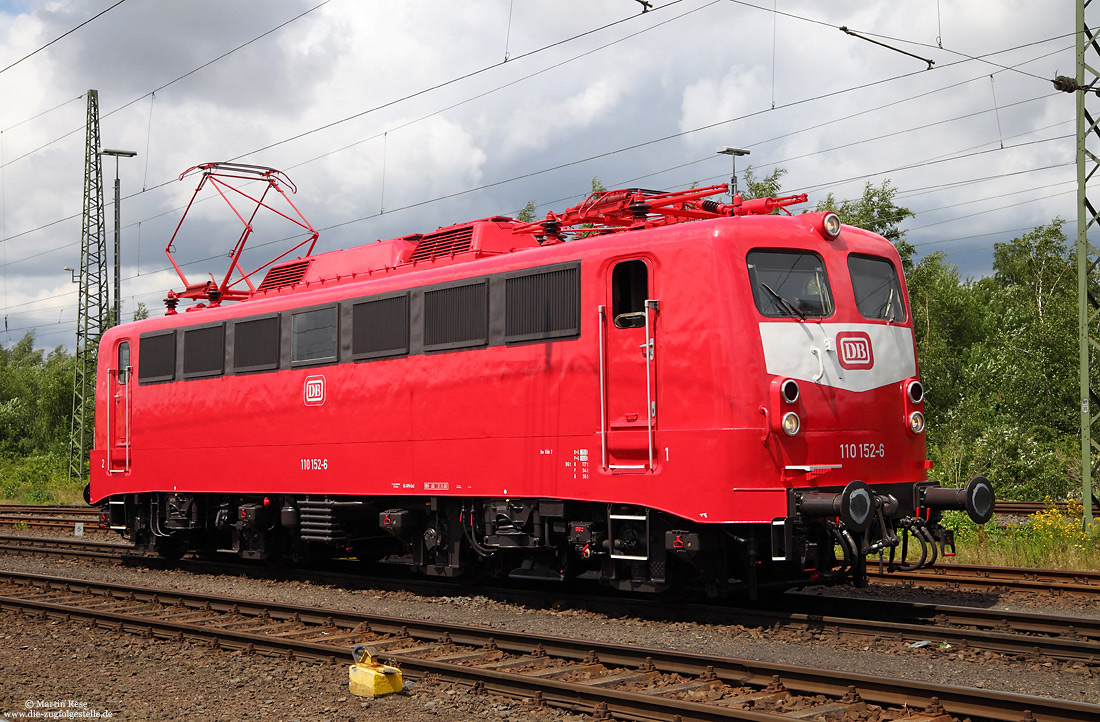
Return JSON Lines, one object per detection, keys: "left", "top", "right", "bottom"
{"left": 758, "top": 322, "right": 916, "bottom": 393}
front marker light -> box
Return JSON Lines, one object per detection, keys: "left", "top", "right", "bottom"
{"left": 782, "top": 411, "right": 801, "bottom": 436}
{"left": 822, "top": 212, "right": 841, "bottom": 239}
{"left": 908, "top": 411, "right": 925, "bottom": 434}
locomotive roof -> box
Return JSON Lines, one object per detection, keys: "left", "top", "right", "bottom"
{"left": 248, "top": 215, "right": 544, "bottom": 298}
{"left": 137, "top": 171, "right": 896, "bottom": 329}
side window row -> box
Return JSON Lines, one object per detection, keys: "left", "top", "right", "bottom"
{"left": 137, "top": 264, "right": 580, "bottom": 385}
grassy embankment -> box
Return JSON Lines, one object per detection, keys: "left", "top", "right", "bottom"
{"left": 939, "top": 499, "right": 1100, "bottom": 570}
{"left": 0, "top": 452, "right": 85, "bottom": 505}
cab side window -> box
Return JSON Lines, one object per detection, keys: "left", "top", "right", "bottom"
{"left": 612, "top": 260, "right": 648, "bottom": 328}
{"left": 117, "top": 341, "right": 130, "bottom": 385}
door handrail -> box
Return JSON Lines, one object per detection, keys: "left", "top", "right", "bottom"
{"left": 644, "top": 299, "right": 659, "bottom": 470}
{"left": 598, "top": 305, "right": 608, "bottom": 471}
{"left": 106, "top": 365, "right": 133, "bottom": 475}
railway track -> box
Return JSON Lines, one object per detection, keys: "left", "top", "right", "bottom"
{"left": 994, "top": 501, "right": 1070, "bottom": 516}
{"left": 0, "top": 503, "right": 99, "bottom": 531}
{"left": 875, "top": 562, "right": 1100, "bottom": 596}
{"left": 0, "top": 533, "right": 136, "bottom": 559}
{"left": 0, "top": 569, "right": 1095, "bottom": 722}
{"left": 2, "top": 533, "right": 1098, "bottom": 671}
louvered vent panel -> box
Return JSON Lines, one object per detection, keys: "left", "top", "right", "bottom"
{"left": 409, "top": 227, "right": 473, "bottom": 263}
{"left": 505, "top": 266, "right": 580, "bottom": 343}
{"left": 257, "top": 259, "right": 312, "bottom": 291}
{"left": 138, "top": 332, "right": 175, "bottom": 384}
{"left": 423, "top": 282, "right": 488, "bottom": 351}
{"left": 183, "top": 325, "right": 225, "bottom": 377}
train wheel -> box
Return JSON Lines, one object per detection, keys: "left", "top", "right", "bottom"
{"left": 153, "top": 537, "right": 186, "bottom": 561}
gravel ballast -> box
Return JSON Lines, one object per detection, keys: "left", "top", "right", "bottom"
{"left": 0, "top": 543, "right": 1096, "bottom": 720}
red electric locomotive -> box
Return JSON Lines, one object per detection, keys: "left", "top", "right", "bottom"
{"left": 89, "top": 162, "right": 993, "bottom": 595}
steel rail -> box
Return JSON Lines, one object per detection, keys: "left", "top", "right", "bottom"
{"left": 0, "top": 570, "right": 1097, "bottom": 722}
{"left": 877, "top": 562, "right": 1100, "bottom": 595}
{"left": 2, "top": 534, "right": 1097, "bottom": 666}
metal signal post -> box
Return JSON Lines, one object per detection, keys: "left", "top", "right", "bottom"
{"left": 101, "top": 148, "right": 136, "bottom": 328}
{"left": 68, "top": 90, "right": 107, "bottom": 481}
{"left": 1062, "top": 0, "right": 1100, "bottom": 524}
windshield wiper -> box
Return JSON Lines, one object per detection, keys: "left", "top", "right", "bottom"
{"left": 882, "top": 286, "right": 897, "bottom": 323}
{"left": 761, "top": 283, "right": 804, "bottom": 319}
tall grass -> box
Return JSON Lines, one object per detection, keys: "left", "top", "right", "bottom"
{"left": 941, "top": 499, "right": 1100, "bottom": 570}
{"left": 0, "top": 450, "right": 85, "bottom": 505}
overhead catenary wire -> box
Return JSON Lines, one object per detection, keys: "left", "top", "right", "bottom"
{"left": 1, "top": 155, "right": 1079, "bottom": 324}
{"left": 0, "top": 6, "right": 1074, "bottom": 239}
{"left": 0, "top": 0, "right": 128, "bottom": 77}
{"left": 228, "top": 0, "right": 702, "bottom": 163}
{"left": 0, "top": 0, "right": 712, "bottom": 229}
{"left": 0, "top": 77, "right": 1072, "bottom": 273}
{"left": 0, "top": 2, "right": 1082, "bottom": 323}
{"left": 0, "top": 0, "right": 335, "bottom": 171}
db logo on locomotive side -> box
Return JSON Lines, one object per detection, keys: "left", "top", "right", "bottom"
{"left": 304, "top": 375, "right": 326, "bottom": 406}
{"left": 836, "top": 331, "right": 874, "bottom": 370}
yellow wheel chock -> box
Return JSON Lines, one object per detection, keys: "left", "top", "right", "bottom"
{"left": 348, "top": 644, "right": 404, "bottom": 698}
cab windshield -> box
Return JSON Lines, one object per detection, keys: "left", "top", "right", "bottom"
{"left": 848, "top": 254, "right": 906, "bottom": 322}
{"left": 747, "top": 250, "right": 834, "bottom": 319}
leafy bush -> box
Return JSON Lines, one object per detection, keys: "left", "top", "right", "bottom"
{"left": 941, "top": 499, "right": 1100, "bottom": 569}
{"left": 0, "top": 451, "right": 82, "bottom": 504}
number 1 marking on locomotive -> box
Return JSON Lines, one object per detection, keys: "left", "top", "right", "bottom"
{"left": 665, "top": 447, "right": 669, "bottom": 462}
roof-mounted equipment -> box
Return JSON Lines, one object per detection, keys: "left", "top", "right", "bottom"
{"left": 164, "top": 162, "right": 319, "bottom": 308}
{"left": 512, "top": 183, "right": 807, "bottom": 243}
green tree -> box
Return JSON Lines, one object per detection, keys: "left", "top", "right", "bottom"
{"left": 133, "top": 302, "right": 150, "bottom": 322}
{"left": 741, "top": 165, "right": 786, "bottom": 200}
{"left": 815, "top": 180, "right": 915, "bottom": 271}
{"left": 0, "top": 332, "right": 73, "bottom": 456}
{"left": 910, "top": 221, "right": 1081, "bottom": 500}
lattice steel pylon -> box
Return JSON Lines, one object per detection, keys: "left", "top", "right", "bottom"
{"left": 68, "top": 90, "right": 107, "bottom": 482}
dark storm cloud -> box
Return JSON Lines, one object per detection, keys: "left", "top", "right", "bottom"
{"left": 33, "top": 0, "right": 333, "bottom": 117}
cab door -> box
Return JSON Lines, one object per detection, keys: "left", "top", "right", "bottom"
{"left": 599, "top": 259, "right": 658, "bottom": 472}
{"left": 107, "top": 340, "right": 132, "bottom": 474}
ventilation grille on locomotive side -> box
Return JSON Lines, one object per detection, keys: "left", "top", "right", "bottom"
{"left": 409, "top": 227, "right": 474, "bottom": 263}
{"left": 257, "top": 259, "right": 312, "bottom": 292}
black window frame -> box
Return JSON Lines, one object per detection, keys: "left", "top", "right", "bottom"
{"left": 847, "top": 253, "right": 907, "bottom": 323}
{"left": 423, "top": 279, "right": 489, "bottom": 352}
{"left": 350, "top": 291, "right": 410, "bottom": 361}
{"left": 504, "top": 262, "right": 581, "bottom": 344}
{"left": 611, "top": 259, "right": 649, "bottom": 329}
{"left": 181, "top": 323, "right": 226, "bottom": 380}
{"left": 289, "top": 304, "right": 339, "bottom": 367}
{"left": 746, "top": 249, "right": 835, "bottom": 319}
{"left": 117, "top": 341, "right": 130, "bottom": 385}
{"left": 231, "top": 314, "right": 281, "bottom": 374}
{"left": 137, "top": 331, "right": 176, "bottom": 385}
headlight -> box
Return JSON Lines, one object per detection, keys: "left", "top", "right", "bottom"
{"left": 908, "top": 411, "right": 925, "bottom": 434}
{"left": 907, "top": 380, "right": 924, "bottom": 404}
{"left": 822, "top": 212, "right": 841, "bottom": 239}
{"left": 781, "top": 379, "right": 800, "bottom": 404}
{"left": 782, "top": 411, "right": 801, "bottom": 436}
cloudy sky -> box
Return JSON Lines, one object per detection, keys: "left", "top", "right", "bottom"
{"left": 0, "top": 0, "right": 1081, "bottom": 350}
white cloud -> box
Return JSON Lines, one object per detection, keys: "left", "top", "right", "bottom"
{"left": 0, "top": 0, "right": 1082, "bottom": 348}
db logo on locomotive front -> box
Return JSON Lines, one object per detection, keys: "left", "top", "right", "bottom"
{"left": 304, "top": 375, "right": 326, "bottom": 406}
{"left": 836, "top": 331, "right": 874, "bottom": 370}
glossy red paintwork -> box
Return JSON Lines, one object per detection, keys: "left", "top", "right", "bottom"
{"left": 90, "top": 207, "right": 925, "bottom": 527}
